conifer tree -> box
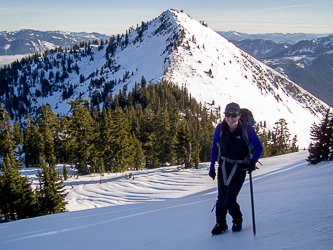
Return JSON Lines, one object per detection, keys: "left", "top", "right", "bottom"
{"left": 0, "top": 159, "right": 37, "bottom": 220}
{"left": 141, "top": 76, "right": 147, "bottom": 87}
{"left": 13, "top": 121, "right": 23, "bottom": 145}
{"left": 37, "top": 105, "right": 58, "bottom": 167}
{"left": 290, "top": 135, "right": 299, "bottom": 153}
{"left": 307, "top": 110, "right": 332, "bottom": 164}
{"left": 258, "top": 128, "right": 272, "bottom": 158}
{"left": 63, "top": 164, "right": 68, "bottom": 180}
{"left": 36, "top": 162, "right": 67, "bottom": 214}
{"left": 89, "top": 106, "right": 104, "bottom": 174}
{"left": 99, "top": 107, "right": 114, "bottom": 172}
{"left": 127, "top": 105, "right": 141, "bottom": 136}
{"left": 141, "top": 108, "right": 156, "bottom": 168}
{"left": 152, "top": 107, "right": 173, "bottom": 166}
{"left": 270, "top": 119, "right": 291, "bottom": 156}
{"left": 109, "top": 107, "right": 134, "bottom": 172}
{"left": 198, "top": 107, "right": 215, "bottom": 162}
{"left": 131, "top": 133, "right": 146, "bottom": 170}
{"left": 0, "top": 106, "right": 37, "bottom": 221}
{"left": 54, "top": 115, "right": 70, "bottom": 163}
{"left": 175, "top": 119, "right": 193, "bottom": 168}
{"left": 189, "top": 117, "right": 200, "bottom": 169}
{"left": 67, "top": 99, "right": 95, "bottom": 174}
{"left": 24, "top": 116, "right": 43, "bottom": 168}
{"left": 0, "top": 106, "right": 16, "bottom": 160}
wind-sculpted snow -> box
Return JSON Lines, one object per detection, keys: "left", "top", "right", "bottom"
{"left": 64, "top": 164, "right": 213, "bottom": 211}
{"left": 3, "top": 151, "right": 333, "bottom": 250}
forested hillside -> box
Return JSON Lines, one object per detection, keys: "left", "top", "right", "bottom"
{"left": 2, "top": 79, "right": 299, "bottom": 174}
{"left": 0, "top": 79, "right": 300, "bottom": 222}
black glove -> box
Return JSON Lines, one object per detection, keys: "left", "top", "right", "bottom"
{"left": 209, "top": 168, "right": 216, "bottom": 180}
{"left": 247, "top": 159, "right": 257, "bottom": 173}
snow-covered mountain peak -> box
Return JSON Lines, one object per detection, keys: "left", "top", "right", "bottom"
{"left": 113, "top": 8, "right": 330, "bottom": 148}
{"left": 158, "top": 10, "right": 329, "bottom": 147}
{"left": 0, "top": 9, "right": 330, "bottom": 148}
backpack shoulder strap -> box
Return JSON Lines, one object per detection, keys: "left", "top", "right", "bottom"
{"left": 241, "top": 121, "right": 251, "bottom": 162}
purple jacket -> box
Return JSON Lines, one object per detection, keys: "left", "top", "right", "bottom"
{"left": 210, "top": 123, "right": 263, "bottom": 169}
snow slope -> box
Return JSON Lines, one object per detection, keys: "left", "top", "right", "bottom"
{"left": 1, "top": 151, "right": 333, "bottom": 250}
{"left": 161, "top": 10, "right": 329, "bottom": 149}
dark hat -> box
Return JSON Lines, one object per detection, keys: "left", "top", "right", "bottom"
{"left": 225, "top": 102, "right": 240, "bottom": 115}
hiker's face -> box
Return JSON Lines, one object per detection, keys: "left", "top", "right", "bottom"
{"left": 225, "top": 112, "right": 240, "bottom": 130}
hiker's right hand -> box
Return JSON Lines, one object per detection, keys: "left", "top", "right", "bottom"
{"left": 209, "top": 168, "right": 216, "bottom": 180}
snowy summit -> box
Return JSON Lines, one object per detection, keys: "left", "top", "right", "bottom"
{"left": 11, "top": 9, "right": 328, "bottom": 149}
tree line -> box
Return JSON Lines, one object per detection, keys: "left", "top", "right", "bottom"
{"left": 22, "top": 81, "right": 217, "bottom": 173}
{"left": 255, "top": 119, "right": 299, "bottom": 158}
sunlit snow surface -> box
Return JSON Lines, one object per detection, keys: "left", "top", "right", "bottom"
{"left": 2, "top": 151, "right": 333, "bottom": 250}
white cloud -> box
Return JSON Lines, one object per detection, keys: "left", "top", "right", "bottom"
{"left": 256, "top": 4, "right": 317, "bottom": 12}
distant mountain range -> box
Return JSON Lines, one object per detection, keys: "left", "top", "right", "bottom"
{"left": 220, "top": 32, "right": 333, "bottom": 106}
{"left": 0, "top": 29, "right": 110, "bottom": 56}
{"left": 218, "top": 31, "right": 332, "bottom": 44}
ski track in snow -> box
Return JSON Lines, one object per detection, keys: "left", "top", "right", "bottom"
{"left": 2, "top": 151, "right": 333, "bottom": 250}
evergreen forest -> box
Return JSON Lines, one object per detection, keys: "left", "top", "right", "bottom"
{"left": 0, "top": 80, "right": 300, "bottom": 222}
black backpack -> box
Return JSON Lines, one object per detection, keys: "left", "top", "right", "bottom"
{"left": 240, "top": 108, "right": 255, "bottom": 154}
{"left": 240, "top": 108, "right": 255, "bottom": 126}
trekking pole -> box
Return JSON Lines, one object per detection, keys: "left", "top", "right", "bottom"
{"left": 249, "top": 171, "right": 256, "bottom": 237}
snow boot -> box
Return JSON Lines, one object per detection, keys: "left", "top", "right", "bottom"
{"left": 211, "top": 222, "right": 228, "bottom": 235}
{"left": 232, "top": 218, "right": 243, "bottom": 232}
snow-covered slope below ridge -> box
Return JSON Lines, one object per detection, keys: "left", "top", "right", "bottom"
{"left": 9, "top": 9, "right": 329, "bottom": 148}
{"left": 161, "top": 9, "right": 330, "bottom": 148}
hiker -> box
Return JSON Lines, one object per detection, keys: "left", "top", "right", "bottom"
{"left": 209, "top": 102, "right": 263, "bottom": 235}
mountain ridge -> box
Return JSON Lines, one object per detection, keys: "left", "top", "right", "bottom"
{"left": 223, "top": 32, "right": 333, "bottom": 107}
{"left": 218, "top": 31, "right": 333, "bottom": 44}
{"left": 0, "top": 9, "right": 330, "bottom": 148}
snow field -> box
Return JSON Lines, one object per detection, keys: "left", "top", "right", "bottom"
{"left": 2, "top": 151, "right": 333, "bottom": 250}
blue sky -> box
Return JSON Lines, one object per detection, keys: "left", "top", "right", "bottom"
{"left": 1, "top": 0, "right": 332, "bottom": 35}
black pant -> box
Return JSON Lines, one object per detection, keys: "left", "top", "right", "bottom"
{"left": 215, "top": 164, "right": 246, "bottom": 223}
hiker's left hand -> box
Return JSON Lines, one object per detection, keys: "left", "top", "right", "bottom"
{"left": 209, "top": 168, "right": 216, "bottom": 180}
{"left": 247, "top": 159, "right": 256, "bottom": 173}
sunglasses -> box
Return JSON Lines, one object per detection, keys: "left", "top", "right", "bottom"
{"left": 225, "top": 113, "right": 238, "bottom": 118}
